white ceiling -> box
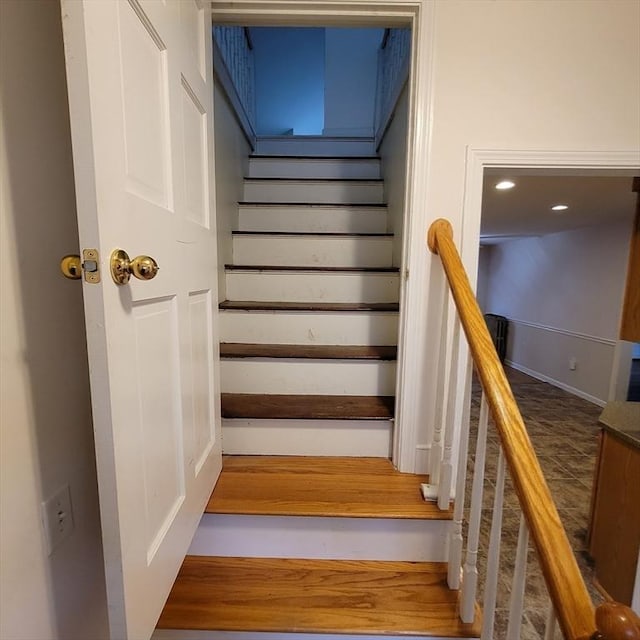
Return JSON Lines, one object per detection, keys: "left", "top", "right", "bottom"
{"left": 480, "top": 174, "right": 637, "bottom": 244}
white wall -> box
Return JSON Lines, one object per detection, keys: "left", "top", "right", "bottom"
{"left": 379, "top": 86, "right": 409, "bottom": 267}
{"left": 0, "top": 2, "right": 109, "bottom": 638}
{"left": 480, "top": 222, "right": 632, "bottom": 404}
{"left": 409, "top": 0, "right": 640, "bottom": 462}
{"left": 324, "top": 28, "right": 383, "bottom": 137}
{"left": 214, "top": 82, "right": 251, "bottom": 302}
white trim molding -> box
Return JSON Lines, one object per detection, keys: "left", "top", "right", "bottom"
{"left": 209, "top": 0, "right": 436, "bottom": 474}
{"left": 507, "top": 318, "right": 617, "bottom": 348}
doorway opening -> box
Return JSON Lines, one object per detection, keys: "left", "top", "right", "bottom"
{"left": 210, "top": 22, "right": 414, "bottom": 465}
{"left": 477, "top": 171, "right": 637, "bottom": 408}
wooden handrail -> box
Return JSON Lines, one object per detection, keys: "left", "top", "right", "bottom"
{"left": 428, "top": 219, "right": 597, "bottom": 640}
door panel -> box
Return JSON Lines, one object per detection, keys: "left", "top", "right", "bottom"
{"left": 61, "top": 1, "right": 221, "bottom": 638}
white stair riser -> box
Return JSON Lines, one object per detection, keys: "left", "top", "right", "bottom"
{"left": 243, "top": 180, "right": 384, "bottom": 204}
{"left": 225, "top": 272, "right": 400, "bottom": 303}
{"left": 232, "top": 236, "right": 393, "bottom": 268}
{"left": 220, "top": 359, "right": 396, "bottom": 395}
{"left": 221, "top": 418, "right": 392, "bottom": 457}
{"left": 248, "top": 157, "right": 381, "bottom": 179}
{"left": 154, "top": 629, "right": 465, "bottom": 640}
{"left": 219, "top": 311, "right": 399, "bottom": 345}
{"left": 238, "top": 205, "right": 387, "bottom": 233}
{"left": 254, "top": 136, "right": 377, "bottom": 157}
{"left": 190, "top": 514, "right": 450, "bottom": 562}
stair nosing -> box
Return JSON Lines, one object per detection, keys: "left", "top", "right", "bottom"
{"left": 232, "top": 231, "right": 393, "bottom": 238}
{"left": 221, "top": 393, "right": 395, "bottom": 420}
{"left": 244, "top": 177, "right": 384, "bottom": 183}
{"left": 220, "top": 343, "right": 397, "bottom": 361}
{"left": 249, "top": 155, "right": 381, "bottom": 161}
{"left": 219, "top": 301, "right": 400, "bottom": 312}
{"left": 238, "top": 201, "right": 388, "bottom": 208}
{"left": 225, "top": 264, "right": 400, "bottom": 273}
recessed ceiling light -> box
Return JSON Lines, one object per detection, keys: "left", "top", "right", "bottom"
{"left": 551, "top": 204, "right": 569, "bottom": 211}
{"left": 495, "top": 180, "right": 516, "bottom": 190}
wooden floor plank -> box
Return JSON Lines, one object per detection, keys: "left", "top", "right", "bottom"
{"left": 220, "top": 343, "right": 397, "bottom": 360}
{"left": 157, "top": 556, "right": 481, "bottom": 637}
{"left": 232, "top": 231, "right": 394, "bottom": 237}
{"left": 225, "top": 264, "right": 400, "bottom": 272}
{"left": 219, "top": 300, "right": 399, "bottom": 312}
{"left": 206, "top": 456, "right": 451, "bottom": 519}
{"left": 221, "top": 393, "right": 394, "bottom": 420}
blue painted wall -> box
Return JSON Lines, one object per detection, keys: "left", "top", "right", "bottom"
{"left": 324, "top": 28, "right": 384, "bottom": 137}
{"left": 251, "top": 27, "right": 325, "bottom": 136}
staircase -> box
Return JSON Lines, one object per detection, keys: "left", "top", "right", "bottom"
{"left": 154, "top": 141, "right": 479, "bottom": 639}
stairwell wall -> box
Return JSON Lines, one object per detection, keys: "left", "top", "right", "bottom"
{"left": 379, "top": 86, "right": 409, "bottom": 268}
{"left": 213, "top": 81, "right": 251, "bottom": 302}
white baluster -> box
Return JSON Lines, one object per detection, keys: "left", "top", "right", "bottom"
{"left": 506, "top": 514, "right": 530, "bottom": 639}
{"left": 438, "top": 317, "right": 460, "bottom": 510}
{"left": 447, "top": 357, "right": 473, "bottom": 589}
{"left": 460, "top": 392, "right": 490, "bottom": 623}
{"left": 481, "top": 448, "right": 506, "bottom": 639}
{"left": 429, "top": 281, "right": 449, "bottom": 483}
{"left": 544, "top": 605, "right": 558, "bottom": 640}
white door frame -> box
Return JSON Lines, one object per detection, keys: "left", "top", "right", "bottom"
{"left": 210, "top": 0, "right": 437, "bottom": 472}
{"left": 454, "top": 149, "right": 639, "bottom": 461}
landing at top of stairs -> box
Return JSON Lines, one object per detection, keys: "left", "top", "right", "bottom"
{"left": 156, "top": 556, "right": 481, "bottom": 638}
{"left": 206, "top": 456, "right": 452, "bottom": 520}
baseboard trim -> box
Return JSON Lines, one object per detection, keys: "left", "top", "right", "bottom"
{"left": 505, "top": 359, "right": 606, "bottom": 407}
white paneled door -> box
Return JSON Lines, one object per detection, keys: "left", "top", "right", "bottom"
{"left": 61, "top": 2, "right": 221, "bottom": 639}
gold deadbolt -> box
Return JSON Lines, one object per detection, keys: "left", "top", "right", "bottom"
{"left": 110, "top": 249, "right": 159, "bottom": 285}
{"left": 60, "top": 254, "right": 82, "bottom": 279}
{"left": 59, "top": 249, "right": 101, "bottom": 283}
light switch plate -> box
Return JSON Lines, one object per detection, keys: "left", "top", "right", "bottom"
{"left": 41, "top": 484, "right": 74, "bottom": 554}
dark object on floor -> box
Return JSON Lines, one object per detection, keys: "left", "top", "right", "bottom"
{"left": 484, "top": 313, "right": 509, "bottom": 363}
{"left": 627, "top": 359, "right": 640, "bottom": 402}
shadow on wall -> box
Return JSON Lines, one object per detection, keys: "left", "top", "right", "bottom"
{"left": 0, "top": 1, "right": 109, "bottom": 639}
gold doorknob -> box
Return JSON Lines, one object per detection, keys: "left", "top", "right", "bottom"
{"left": 110, "top": 249, "right": 159, "bottom": 285}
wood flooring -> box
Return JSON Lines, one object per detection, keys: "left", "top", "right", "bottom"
{"left": 220, "top": 343, "right": 397, "bottom": 360}
{"left": 206, "top": 455, "right": 451, "bottom": 519}
{"left": 156, "top": 556, "right": 481, "bottom": 637}
{"left": 221, "top": 393, "right": 394, "bottom": 420}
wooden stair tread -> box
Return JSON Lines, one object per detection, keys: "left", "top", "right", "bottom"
{"left": 250, "top": 154, "right": 380, "bottom": 160}
{"left": 232, "top": 230, "right": 393, "bottom": 237}
{"left": 239, "top": 202, "right": 387, "bottom": 209}
{"left": 207, "top": 455, "right": 451, "bottom": 519}
{"left": 225, "top": 264, "right": 400, "bottom": 272}
{"left": 157, "top": 556, "right": 481, "bottom": 636}
{"left": 244, "top": 177, "right": 384, "bottom": 183}
{"left": 221, "top": 393, "right": 394, "bottom": 420}
{"left": 219, "top": 300, "right": 399, "bottom": 312}
{"left": 239, "top": 201, "right": 387, "bottom": 207}
{"left": 220, "top": 343, "right": 397, "bottom": 360}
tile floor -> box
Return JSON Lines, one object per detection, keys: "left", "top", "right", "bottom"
{"left": 467, "top": 367, "right": 605, "bottom": 639}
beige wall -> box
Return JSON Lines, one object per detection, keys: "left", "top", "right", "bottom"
{"left": 0, "top": 2, "right": 108, "bottom": 638}
{"left": 214, "top": 82, "right": 251, "bottom": 302}
{"left": 480, "top": 221, "right": 633, "bottom": 403}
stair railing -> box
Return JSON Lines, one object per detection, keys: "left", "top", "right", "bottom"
{"left": 212, "top": 26, "right": 256, "bottom": 143}
{"left": 427, "top": 218, "right": 640, "bottom": 640}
